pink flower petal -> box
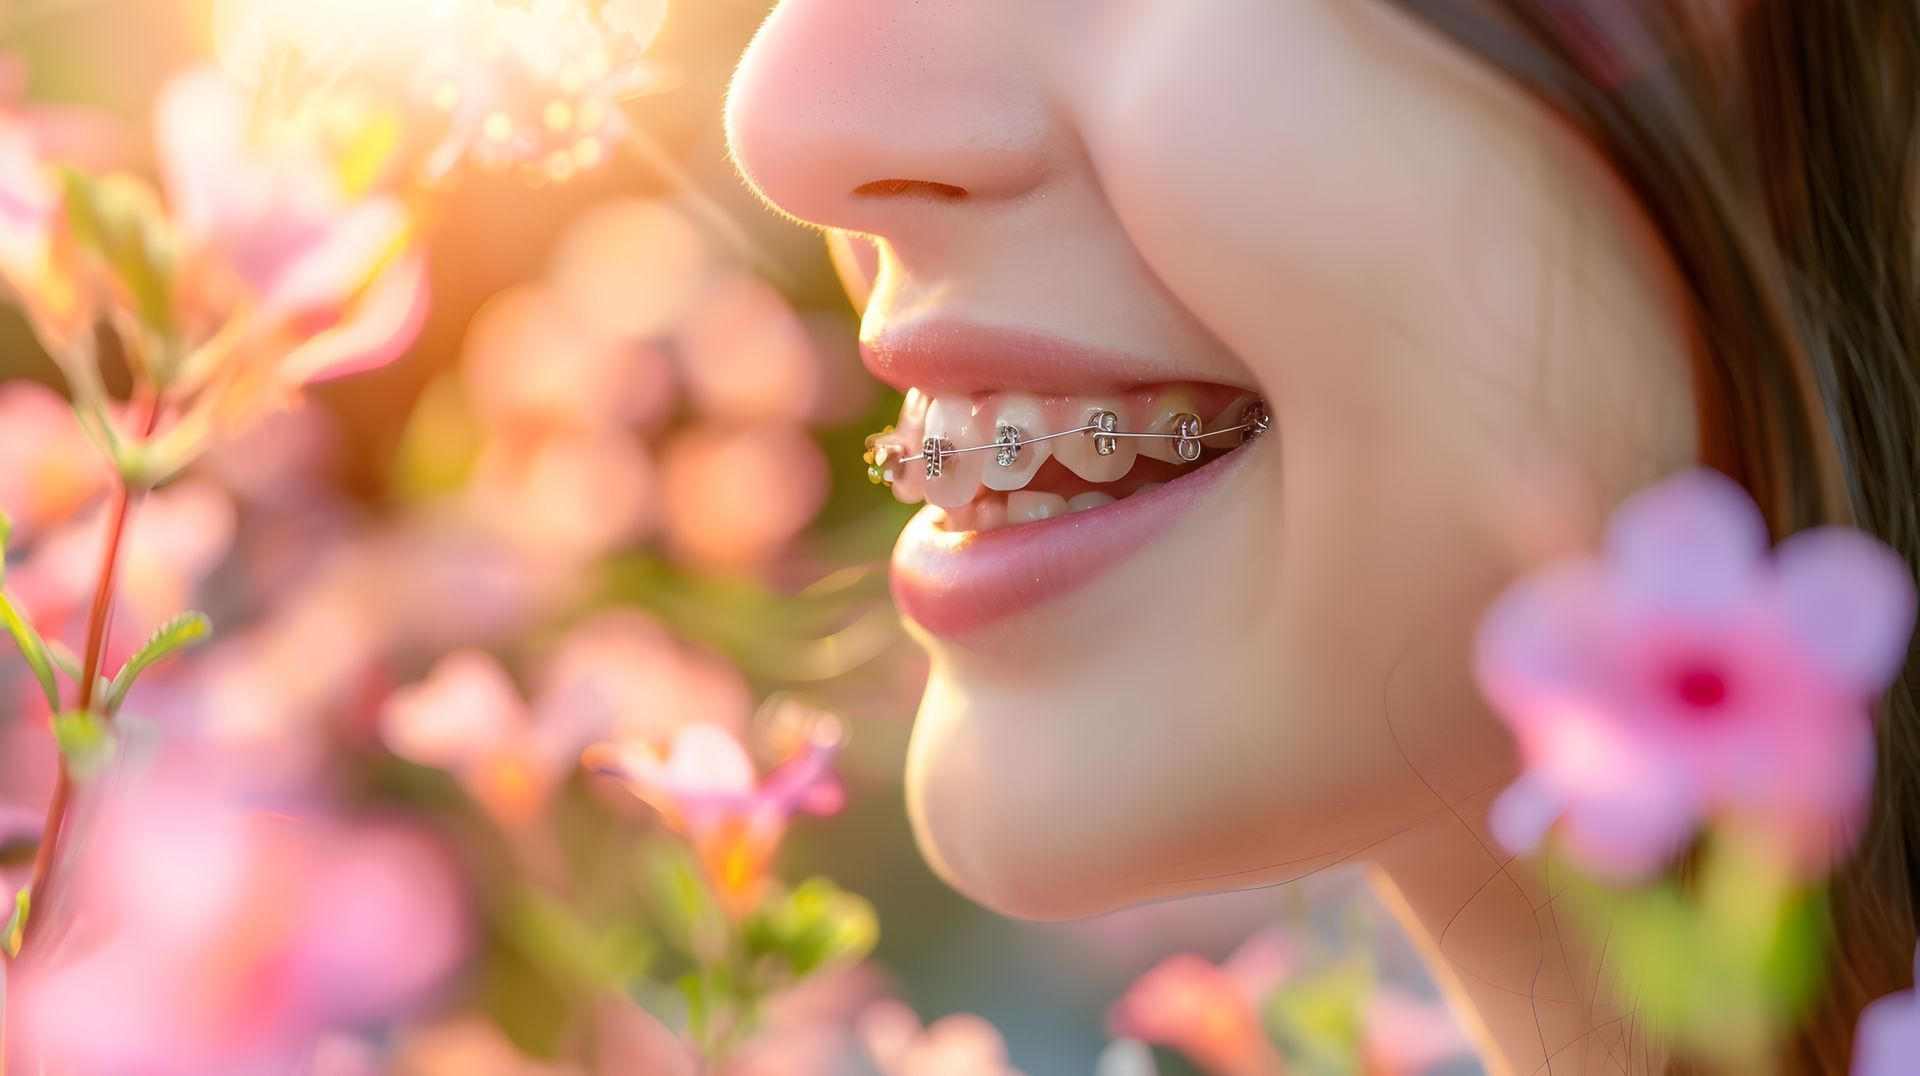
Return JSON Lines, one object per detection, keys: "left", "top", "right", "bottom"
{"left": 1852, "top": 947, "right": 1920, "bottom": 1076}
{"left": 597, "top": 726, "right": 759, "bottom": 824}
{"left": 1489, "top": 773, "right": 1562, "bottom": 856}
{"left": 1559, "top": 778, "right": 1696, "bottom": 881}
{"left": 280, "top": 248, "right": 430, "bottom": 386}
{"left": 1606, "top": 468, "right": 1768, "bottom": 617}
{"left": 760, "top": 741, "right": 846, "bottom": 818}
{"left": 1472, "top": 561, "right": 1611, "bottom": 724}
{"left": 380, "top": 650, "right": 529, "bottom": 771}
{"left": 260, "top": 198, "right": 412, "bottom": 317}
{"left": 1774, "top": 527, "right": 1917, "bottom": 696}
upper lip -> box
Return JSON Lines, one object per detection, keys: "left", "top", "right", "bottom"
{"left": 859, "top": 317, "right": 1254, "bottom": 397}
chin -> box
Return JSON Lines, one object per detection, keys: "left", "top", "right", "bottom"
{"left": 899, "top": 663, "right": 1367, "bottom": 923}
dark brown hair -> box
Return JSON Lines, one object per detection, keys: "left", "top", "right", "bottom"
{"left": 1380, "top": 0, "right": 1920, "bottom": 1070}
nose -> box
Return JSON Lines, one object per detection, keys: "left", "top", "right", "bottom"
{"left": 725, "top": 0, "right": 1054, "bottom": 239}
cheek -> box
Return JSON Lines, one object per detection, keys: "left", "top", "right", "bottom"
{"left": 1052, "top": 0, "right": 1702, "bottom": 846}
{"left": 1079, "top": 0, "right": 1555, "bottom": 414}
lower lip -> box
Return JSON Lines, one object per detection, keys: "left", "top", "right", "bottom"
{"left": 889, "top": 447, "right": 1256, "bottom": 637}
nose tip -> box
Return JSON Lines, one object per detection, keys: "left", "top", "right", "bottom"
{"left": 725, "top": 0, "right": 1050, "bottom": 235}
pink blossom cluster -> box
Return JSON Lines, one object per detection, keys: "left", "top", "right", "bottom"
{"left": 1475, "top": 468, "right": 1915, "bottom": 880}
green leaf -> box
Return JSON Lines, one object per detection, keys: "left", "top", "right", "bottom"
{"left": 60, "top": 169, "right": 177, "bottom": 354}
{"left": 52, "top": 709, "right": 116, "bottom": 780}
{"left": 1264, "top": 957, "right": 1374, "bottom": 1076}
{"left": 741, "top": 876, "right": 879, "bottom": 981}
{"left": 44, "top": 639, "right": 83, "bottom": 683}
{"left": 678, "top": 967, "right": 723, "bottom": 1047}
{"left": 0, "top": 589, "right": 60, "bottom": 713}
{"left": 0, "top": 508, "right": 12, "bottom": 569}
{"left": 104, "top": 611, "right": 211, "bottom": 714}
{"left": 5, "top": 886, "right": 28, "bottom": 958}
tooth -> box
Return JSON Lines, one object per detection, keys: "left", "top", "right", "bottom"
{"left": 1049, "top": 398, "right": 1135, "bottom": 482}
{"left": 1066, "top": 491, "right": 1116, "bottom": 513}
{"left": 976, "top": 496, "right": 1008, "bottom": 531}
{"left": 939, "top": 501, "right": 974, "bottom": 531}
{"left": 1208, "top": 392, "right": 1263, "bottom": 441}
{"left": 885, "top": 389, "right": 932, "bottom": 504}
{"left": 1133, "top": 388, "right": 1206, "bottom": 464}
{"left": 1007, "top": 490, "right": 1067, "bottom": 523}
{"left": 923, "top": 396, "right": 986, "bottom": 509}
{"left": 982, "top": 394, "right": 1050, "bottom": 491}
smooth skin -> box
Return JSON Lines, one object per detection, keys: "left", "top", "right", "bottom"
{"left": 728, "top": 1, "right": 1702, "bottom": 1071}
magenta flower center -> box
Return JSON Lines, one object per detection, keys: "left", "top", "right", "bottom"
{"left": 1673, "top": 665, "right": 1729, "bottom": 710}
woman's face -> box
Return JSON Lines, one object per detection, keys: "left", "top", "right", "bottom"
{"left": 727, "top": 0, "right": 1702, "bottom": 919}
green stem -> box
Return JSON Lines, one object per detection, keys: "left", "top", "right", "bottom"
{"left": 18, "top": 391, "right": 162, "bottom": 956}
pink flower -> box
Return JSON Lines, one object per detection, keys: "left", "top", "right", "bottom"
{"left": 1108, "top": 930, "right": 1467, "bottom": 1076}
{"left": 1476, "top": 468, "right": 1916, "bottom": 879}
{"left": 1107, "top": 934, "right": 1290, "bottom": 1076}
{"left": 587, "top": 716, "right": 846, "bottom": 916}
{"left": 380, "top": 649, "right": 554, "bottom": 827}
{"left": 1853, "top": 945, "right": 1920, "bottom": 1075}
{"left": 380, "top": 614, "right": 753, "bottom": 827}
{"left": 9, "top": 768, "right": 470, "bottom": 1074}
{"left": 858, "top": 999, "right": 1025, "bottom": 1076}
{"left": 148, "top": 68, "right": 428, "bottom": 442}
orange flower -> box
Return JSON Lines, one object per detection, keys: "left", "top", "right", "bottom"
{"left": 588, "top": 718, "right": 846, "bottom": 918}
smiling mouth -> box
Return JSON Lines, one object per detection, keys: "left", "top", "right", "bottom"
{"left": 858, "top": 320, "right": 1272, "bottom": 637}
{"left": 865, "top": 385, "right": 1269, "bottom": 533}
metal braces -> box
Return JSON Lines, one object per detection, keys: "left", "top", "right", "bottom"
{"left": 865, "top": 399, "right": 1269, "bottom": 486}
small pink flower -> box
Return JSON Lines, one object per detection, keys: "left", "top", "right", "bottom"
{"left": 1107, "top": 936, "right": 1289, "bottom": 1076}
{"left": 588, "top": 717, "right": 845, "bottom": 916}
{"left": 1108, "top": 930, "right": 1466, "bottom": 1076}
{"left": 858, "top": 999, "right": 1024, "bottom": 1076}
{"left": 379, "top": 649, "right": 563, "bottom": 828}
{"left": 380, "top": 615, "right": 754, "bottom": 827}
{"left": 1476, "top": 468, "right": 1915, "bottom": 879}
{"left": 1853, "top": 945, "right": 1920, "bottom": 1075}
{"left": 152, "top": 68, "right": 428, "bottom": 427}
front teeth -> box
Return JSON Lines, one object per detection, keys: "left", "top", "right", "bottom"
{"left": 1066, "top": 491, "right": 1116, "bottom": 512}
{"left": 871, "top": 387, "right": 1266, "bottom": 518}
{"left": 923, "top": 397, "right": 986, "bottom": 509}
{"left": 1051, "top": 400, "right": 1136, "bottom": 482}
{"left": 1008, "top": 490, "right": 1068, "bottom": 523}
{"left": 982, "top": 394, "right": 1049, "bottom": 491}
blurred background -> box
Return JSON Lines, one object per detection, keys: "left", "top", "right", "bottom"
{"left": 0, "top": 2, "right": 1475, "bottom": 1072}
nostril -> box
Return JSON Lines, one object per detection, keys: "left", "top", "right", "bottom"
{"left": 853, "top": 179, "right": 970, "bottom": 202}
